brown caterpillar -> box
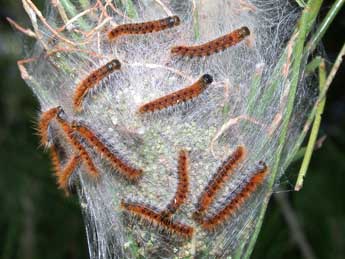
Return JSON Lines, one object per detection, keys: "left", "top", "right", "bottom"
{"left": 161, "top": 150, "right": 189, "bottom": 217}
{"left": 57, "top": 155, "right": 81, "bottom": 193}
{"left": 138, "top": 74, "right": 213, "bottom": 113}
{"left": 72, "top": 122, "right": 143, "bottom": 182}
{"left": 73, "top": 59, "right": 121, "bottom": 112}
{"left": 121, "top": 200, "right": 194, "bottom": 238}
{"left": 49, "top": 144, "right": 62, "bottom": 178}
{"left": 171, "top": 26, "right": 250, "bottom": 57}
{"left": 108, "top": 16, "right": 180, "bottom": 41}
{"left": 56, "top": 111, "right": 99, "bottom": 178}
{"left": 193, "top": 146, "right": 246, "bottom": 221}
{"left": 200, "top": 162, "right": 268, "bottom": 231}
{"left": 38, "top": 106, "right": 60, "bottom": 146}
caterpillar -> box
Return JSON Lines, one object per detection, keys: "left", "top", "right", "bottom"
{"left": 138, "top": 74, "right": 213, "bottom": 114}
{"left": 38, "top": 106, "right": 61, "bottom": 146}
{"left": 47, "top": 133, "right": 80, "bottom": 195}
{"left": 73, "top": 59, "right": 121, "bottom": 112}
{"left": 161, "top": 150, "right": 189, "bottom": 217}
{"left": 49, "top": 144, "right": 62, "bottom": 178}
{"left": 55, "top": 111, "right": 99, "bottom": 178}
{"left": 57, "top": 155, "right": 81, "bottom": 194}
{"left": 72, "top": 122, "right": 143, "bottom": 182}
{"left": 108, "top": 16, "right": 180, "bottom": 41}
{"left": 200, "top": 161, "right": 268, "bottom": 231}
{"left": 193, "top": 146, "right": 246, "bottom": 221}
{"left": 121, "top": 200, "right": 194, "bottom": 238}
{"left": 171, "top": 26, "right": 250, "bottom": 57}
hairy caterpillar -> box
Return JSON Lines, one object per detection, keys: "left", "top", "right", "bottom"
{"left": 56, "top": 111, "right": 99, "bottom": 178}
{"left": 161, "top": 150, "right": 189, "bottom": 217}
{"left": 49, "top": 144, "right": 62, "bottom": 177}
{"left": 108, "top": 16, "right": 180, "bottom": 40}
{"left": 57, "top": 155, "right": 81, "bottom": 193}
{"left": 193, "top": 146, "right": 246, "bottom": 221}
{"left": 200, "top": 162, "right": 268, "bottom": 231}
{"left": 138, "top": 74, "right": 213, "bottom": 113}
{"left": 72, "top": 122, "right": 143, "bottom": 182}
{"left": 73, "top": 59, "right": 121, "bottom": 112}
{"left": 121, "top": 200, "right": 194, "bottom": 238}
{"left": 38, "top": 106, "right": 61, "bottom": 146}
{"left": 171, "top": 26, "right": 250, "bottom": 57}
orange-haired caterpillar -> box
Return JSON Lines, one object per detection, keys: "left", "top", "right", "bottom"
{"left": 171, "top": 26, "right": 250, "bottom": 57}
{"left": 55, "top": 110, "right": 99, "bottom": 178}
{"left": 108, "top": 16, "right": 180, "bottom": 41}
{"left": 138, "top": 74, "right": 213, "bottom": 113}
{"left": 71, "top": 122, "right": 143, "bottom": 182}
{"left": 161, "top": 150, "right": 189, "bottom": 217}
{"left": 38, "top": 106, "right": 61, "bottom": 146}
{"left": 73, "top": 59, "right": 121, "bottom": 112}
{"left": 49, "top": 144, "right": 62, "bottom": 178}
{"left": 199, "top": 162, "right": 268, "bottom": 231}
{"left": 121, "top": 200, "right": 194, "bottom": 238}
{"left": 193, "top": 146, "right": 246, "bottom": 221}
{"left": 57, "top": 155, "right": 81, "bottom": 194}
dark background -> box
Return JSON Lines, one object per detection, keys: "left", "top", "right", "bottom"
{"left": 0, "top": 1, "right": 344, "bottom": 258}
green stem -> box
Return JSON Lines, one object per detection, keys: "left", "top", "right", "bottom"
{"left": 291, "top": 146, "right": 307, "bottom": 163}
{"left": 295, "top": 60, "right": 326, "bottom": 191}
{"left": 305, "top": 56, "right": 322, "bottom": 74}
{"left": 60, "top": 0, "right": 90, "bottom": 30}
{"left": 305, "top": 0, "right": 345, "bottom": 54}
{"left": 243, "top": 0, "right": 323, "bottom": 257}
{"left": 78, "top": 0, "right": 90, "bottom": 10}
{"left": 193, "top": 6, "right": 200, "bottom": 40}
{"left": 247, "top": 65, "right": 264, "bottom": 116}
{"left": 286, "top": 42, "right": 345, "bottom": 167}
{"left": 295, "top": 0, "right": 307, "bottom": 7}
{"left": 121, "top": 0, "right": 138, "bottom": 18}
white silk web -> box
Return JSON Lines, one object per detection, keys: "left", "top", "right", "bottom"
{"left": 19, "top": 0, "right": 317, "bottom": 258}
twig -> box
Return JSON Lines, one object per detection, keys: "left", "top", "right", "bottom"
{"left": 104, "top": 0, "right": 133, "bottom": 21}
{"left": 210, "top": 115, "right": 263, "bottom": 157}
{"left": 23, "top": 0, "right": 78, "bottom": 46}
{"left": 52, "top": 0, "right": 70, "bottom": 25}
{"left": 57, "top": 3, "right": 96, "bottom": 32}
{"left": 6, "top": 17, "right": 36, "bottom": 38}
{"left": 286, "top": 42, "right": 345, "bottom": 167}
{"left": 305, "top": 0, "right": 345, "bottom": 54}
{"left": 60, "top": 0, "right": 91, "bottom": 30}
{"left": 295, "top": 59, "right": 327, "bottom": 191}
{"left": 84, "top": 17, "right": 112, "bottom": 37}
{"left": 17, "top": 57, "right": 37, "bottom": 80}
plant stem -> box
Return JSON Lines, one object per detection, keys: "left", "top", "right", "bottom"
{"left": 121, "top": 0, "right": 138, "bottom": 18}
{"left": 243, "top": 0, "right": 323, "bottom": 257}
{"left": 286, "top": 42, "right": 345, "bottom": 167}
{"left": 295, "top": 0, "right": 307, "bottom": 7}
{"left": 193, "top": 5, "right": 200, "bottom": 40}
{"left": 295, "top": 59, "right": 326, "bottom": 191}
{"left": 305, "top": 0, "right": 345, "bottom": 54}
{"left": 60, "top": 0, "right": 90, "bottom": 30}
{"left": 306, "top": 56, "right": 322, "bottom": 74}
{"left": 78, "top": 0, "right": 90, "bottom": 10}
